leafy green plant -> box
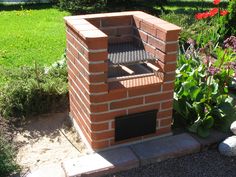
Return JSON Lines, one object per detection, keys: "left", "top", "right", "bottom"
{"left": 0, "top": 118, "right": 20, "bottom": 176}
{"left": 219, "top": 0, "right": 236, "bottom": 39}
{"left": 0, "top": 59, "right": 68, "bottom": 118}
{"left": 174, "top": 41, "right": 236, "bottom": 137}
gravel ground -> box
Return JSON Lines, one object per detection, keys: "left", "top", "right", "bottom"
{"left": 104, "top": 149, "right": 236, "bottom": 177}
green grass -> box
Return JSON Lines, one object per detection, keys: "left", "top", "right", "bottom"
{"left": 0, "top": 6, "right": 70, "bottom": 69}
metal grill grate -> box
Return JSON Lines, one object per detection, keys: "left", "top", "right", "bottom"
{"left": 108, "top": 42, "right": 156, "bottom": 65}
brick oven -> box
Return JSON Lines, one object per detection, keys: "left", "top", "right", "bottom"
{"left": 64, "top": 11, "right": 181, "bottom": 150}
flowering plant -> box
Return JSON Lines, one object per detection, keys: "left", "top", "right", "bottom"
{"left": 195, "top": 0, "right": 229, "bottom": 20}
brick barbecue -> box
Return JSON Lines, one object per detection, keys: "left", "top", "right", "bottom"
{"left": 64, "top": 11, "right": 181, "bottom": 150}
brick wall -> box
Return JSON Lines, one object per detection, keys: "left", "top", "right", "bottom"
{"left": 65, "top": 11, "right": 181, "bottom": 150}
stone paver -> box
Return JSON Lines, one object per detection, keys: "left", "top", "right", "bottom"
{"left": 62, "top": 147, "right": 139, "bottom": 177}
{"left": 189, "top": 130, "right": 231, "bottom": 150}
{"left": 131, "top": 133, "right": 200, "bottom": 165}
{"left": 26, "top": 164, "right": 65, "bottom": 177}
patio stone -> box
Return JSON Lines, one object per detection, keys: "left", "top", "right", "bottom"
{"left": 131, "top": 133, "right": 200, "bottom": 166}
{"left": 62, "top": 147, "right": 139, "bottom": 177}
{"left": 189, "top": 130, "right": 231, "bottom": 151}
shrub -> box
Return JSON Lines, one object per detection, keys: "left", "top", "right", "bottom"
{"left": 0, "top": 59, "right": 68, "bottom": 118}
{"left": 58, "top": 0, "right": 107, "bottom": 14}
{"left": 0, "top": 118, "right": 20, "bottom": 176}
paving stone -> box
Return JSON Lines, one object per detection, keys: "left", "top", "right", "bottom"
{"left": 27, "top": 164, "right": 65, "bottom": 177}
{"left": 189, "top": 130, "right": 232, "bottom": 151}
{"left": 62, "top": 147, "right": 139, "bottom": 177}
{"left": 131, "top": 133, "right": 200, "bottom": 166}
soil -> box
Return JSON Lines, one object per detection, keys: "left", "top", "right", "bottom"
{"left": 12, "top": 111, "right": 88, "bottom": 175}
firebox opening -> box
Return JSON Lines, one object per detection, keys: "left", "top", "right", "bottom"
{"left": 115, "top": 110, "right": 157, "bottom": 142}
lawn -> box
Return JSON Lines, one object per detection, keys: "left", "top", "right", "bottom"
{"left": 0, "top": 5, "right": 70, "bottom": 82}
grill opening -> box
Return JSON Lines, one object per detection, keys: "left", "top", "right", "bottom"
{"left": 107, "top": 41, "right": 160, "bottom": 82}
{"left": 115, "top": 110, "right": 158, "bottom": 141}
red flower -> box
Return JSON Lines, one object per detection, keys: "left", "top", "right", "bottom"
{"left": 220, "top": 10, "right": 229, "bottom": 16}
{"left": 202, "top": 12, "right": 210, "bottom": 19}
{"left": 195, "top": 13, "right": 204, "bottom": 20}
{"left": 209, "top": 8, "right": 219, "bottom": 17}
{"left": 213, "top": 0, "right": 220, "bottom": 5}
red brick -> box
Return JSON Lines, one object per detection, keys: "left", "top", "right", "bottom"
{"left": 86, "top": 51, "right": 108, "bottom": 62}
{"left": 89, "top": 83, "right": 108, "bottom": 93}
{"left": 161, "top": 100, "right": 174, "bottom": 110}
{"left": 117, "top": 26, "right": 133, "bottom": 36}
{"left": 101, "top": 28, "right": 117, "bottom": 36}
{"left": 140, "top": 21, "right": 156, "bottom": 36}
{"left": 91, "top": 140, "right": 110, "bottom": 149}
{"left": 111, "top": 136, "right": 142, "bottom": 145}
{"left": 163, "top": 63, "right": 177, "bottom": 72}
{"left": 128, "top": 103, "right": 160, "bottom": 114}
{"left": 101, "top": 16, "right": 132, "bottom": 27}
{"left": 88, "top": 73, "right": 107, "bottom": 83}
{"left": 162, "top": 82, "right": 175, "bottom": 91}
{"left": 89, "top": 62, "right": 108, "bottom": 73}
{"left": 90, "top": 110, "right": 126, "bottom": 122}
{"left": 67, "top": 26, "right": 88, "bottom": 49}
{"left": 79, "top": 30, "right": 108, "bottom": 50}
{"left": 132, "top": 16, "right": 141, "bottom": 28}
{"left": 91, "top": 122, "right": 109, "bottom": 131}
{"left": 158, "top": 109, "right": 173, "bottom": 119}
{"left": 91, "top": 130, "right": 114, "bottom": 141}
{"left": 148, "top": 36, "right": 178, "bottom": 52}
{"left": 155, "top": 49, "right": 177, "bottom": 63}
{"left": 90, "top": 89, "right": 127, "bottom": 103}
{"left": 156, "top": 126, "right": 172, "bottom": 135}
{"left": 110, "top": 97, "right": 143, "bottom": 110}
{"left": 145, "top": 92, "right": 173, "bottom": 103}
{"left": 148, "top": 35, "right": 164, "bottom": 51}
{"left": 128, "top": 84, "right": 161, "bottom": 97}
{"left": 87, "top": 18, "right": 100, "bottom": 28}
{"left": 164, "top": 73, "right": 176, "bottom": 82}
{"left": 160, "top": 118, "right": 173, "bottom": 127}
{"left": 90, "top": 104, "right": 108, "bottom": 113}
{"left": 108, "top": 35, "right": 133, "bottom": 44}
{"left": 133, "top": 28, "right": 148, "bottom": 42}
{"left": 156, "top": 29, "right": 180, "bottom": 42}
{"left": 143, "top": 42, "right": 155, "bottom": 56}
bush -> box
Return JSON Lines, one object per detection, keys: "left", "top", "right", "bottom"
{"left": 0, "top": 59, "right": 68, "bottom": 118}
{"left": 58, "top": 0, "right": 107, "bottom": 14}
{"left": 219, "top": 0, "right": 236, "bottom": 39}
{"left": 0, "top": 118, "right": 20, "bottom": 176}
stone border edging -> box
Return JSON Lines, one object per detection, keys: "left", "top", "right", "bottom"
{"left": 27, "top": 131, "right": 230, "bottom": 177}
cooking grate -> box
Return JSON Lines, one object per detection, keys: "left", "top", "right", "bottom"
{"left": 108, "top": 42, "right": 156, "bottom": 65}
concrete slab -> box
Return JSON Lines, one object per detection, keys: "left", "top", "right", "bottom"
{"left": 189, "top": 130, "right": 232, "bottom": 151}
{"left": 26, "top": 164, "right": 65, "bottom": 177}
{"left": 62, "top": 147, "right": 139, "bottom": 177}
{"left": 131, "top": 133, "right": 201, "bottom": 166}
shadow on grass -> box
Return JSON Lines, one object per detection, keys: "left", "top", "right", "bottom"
{"left": 0, "top": 3, "right": 55, "bottom": 11}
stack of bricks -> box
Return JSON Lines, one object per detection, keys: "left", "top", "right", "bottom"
{"left": 64, "top": 11, "right": 181, "bottom": 150}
